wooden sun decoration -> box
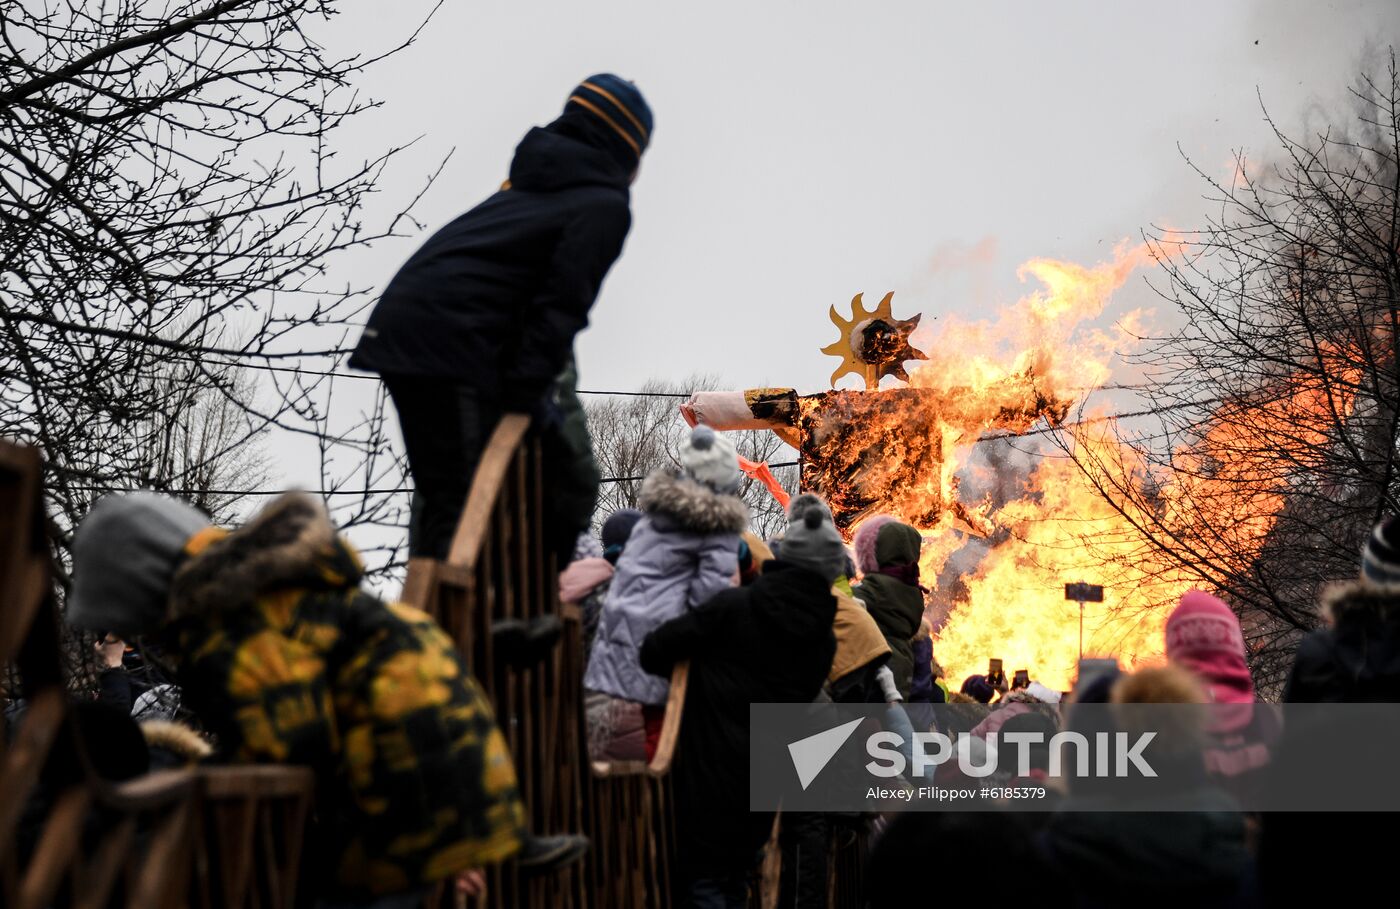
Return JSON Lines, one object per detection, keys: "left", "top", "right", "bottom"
{"left": 821, "top": 291, "right": 928, "bottom": 390}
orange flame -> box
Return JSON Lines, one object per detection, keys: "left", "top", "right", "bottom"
{"left": 798, "top": 243, "right": 1165, "bottom": 691}
{"left": 815, "top": 236, "right": 1364, "bottom": 692}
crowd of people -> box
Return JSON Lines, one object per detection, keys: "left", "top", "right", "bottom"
{"left": 11, "top": 70, "right": 1400, "bottom": 909}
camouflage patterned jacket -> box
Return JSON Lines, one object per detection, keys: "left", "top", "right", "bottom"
{"left": 160, "top": 493, "right": 524, "bottom": 896}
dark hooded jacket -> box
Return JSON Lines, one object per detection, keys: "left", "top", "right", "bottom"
{"left": 348, "top": 121, "right": 632, "bottom": 409}
{"left": 157, "top": 493, "right": 526, "bottom": 897}
{"left": 853, "top": 520, "right": 925, "bottom": 697}
{"left": 639, "top": 561, "right": 837, "bottom": 874}
{"left": 1260, "top": 580, "right": 1400, "bottom": 906}
{"left": 1282, "top": 580, "right": 1400, "bottom": 702}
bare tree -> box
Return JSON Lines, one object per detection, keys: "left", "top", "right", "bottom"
{"left": 0, "top": 1, "right": 438, "bottom": 576}
{"left": 128, "top": 362, "right": 271, "bottom": 524}
{"left": 585, "top": 376, "right": 799, "bottom": 542}
{"left": 1060, "top": 52, "right": 1400, "bottom": 688}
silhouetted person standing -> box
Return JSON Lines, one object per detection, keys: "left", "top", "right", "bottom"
{"left": 350, "top": 75, "right": 651, "bottom": 558}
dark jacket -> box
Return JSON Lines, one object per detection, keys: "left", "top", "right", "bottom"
{"left": 1261, "top": 579, "right": 1400, "bottom": 906}
{"left": 1282, "top": 579, "right": 1400, "bottom": 702}
{"left": 158, "top": 493, "right": 526, "bottom": 897}
{"left": 1041, "top": 793, "right": 1255, "bottom": 909}
{"left": 349, "top": 124, "right": 632, "bottom": 409}
{"left": 853, "top": 573, "right": 923, "bottom": 697}
{"left": 639, "top": 561, "right": 837, "bottom": 873}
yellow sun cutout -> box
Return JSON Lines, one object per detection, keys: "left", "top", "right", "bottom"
{"left": 821, "top": 292, "right": 926, "bottom": 390}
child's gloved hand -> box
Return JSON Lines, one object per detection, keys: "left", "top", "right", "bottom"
{"left": 876, "top": 665, "right": 903, "bottom": 704}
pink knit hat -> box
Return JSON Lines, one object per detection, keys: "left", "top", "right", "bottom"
{"left": 1165, "top": 590, "right": 1253, "bottom": 705}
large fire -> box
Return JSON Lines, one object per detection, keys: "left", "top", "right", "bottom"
{"left": 686, "top": 238, "right": 1355, "bottom": 691}
{"left": 831, "top": 242, "right": 1185, "bottom": 691}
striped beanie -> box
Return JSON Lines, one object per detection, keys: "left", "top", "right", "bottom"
{"left": 567, "top": 74, "right": 652, "bottom": 159}
{"left": 1361, "top": 516, "right": 1400, "bottom": 584}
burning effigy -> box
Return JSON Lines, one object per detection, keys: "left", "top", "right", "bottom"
{"left": 682, "top": 292, "right": 1069, "bottom": 534}
{"left": 682, "top": 246, "right": 1188, "bottom": 690}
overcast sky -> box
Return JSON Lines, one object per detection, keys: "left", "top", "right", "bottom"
{"left": 276, "top": 0, "right": 1400, "bottom": 497}
{"left": 317, "top": 1, "right": 1398, "bottom": 394}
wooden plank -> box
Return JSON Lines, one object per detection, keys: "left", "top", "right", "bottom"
{"left": 71, "top": 817, "right": 137, "bottom": 909}
{"left": 17, "top": 787, "right": 92, "bottom": 909}
{"left": 401, "top": 558, "right": 439, "bottom": 614}
{"left": 0, "top": 687, "right": 65, "bottom": 858}
{"left": 447, "top": 415, "right": 531, "bottom": 572}
{"left": 199, "top": 765, "right": 316, "bottom": 799}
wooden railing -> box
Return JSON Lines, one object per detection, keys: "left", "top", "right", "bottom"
{"left": 2, "top": 419, "right": 869, "bottom": 907}
{"left": 403, "top": 415, "right": 690, "bottom": 908}
{"left": 403, "top": 416, "right": 879, "bottom": 909}
{"left": 0, "top": 441, "right": 315, "bottom": 909}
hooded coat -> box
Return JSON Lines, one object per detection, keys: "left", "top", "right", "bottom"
{"left": 1282, "top": 579, "right": 1400, "bottom": 702}
{"left": 1260, "top": 579, "right": 1400, "bottom": 906}
{"left": 852, "top": 520, "right": 925, "bottom": 697}
{"left": 639, "top": 560, "right": 837, "bottom": 875}
{"left": 585, "top": 470, "right": 747, "bottom": 706}
{"left": 348, "top": 122, "right": 632, "bottom": 410}
{"left": 157, "top": 494, "right": 525, "bottom": 897}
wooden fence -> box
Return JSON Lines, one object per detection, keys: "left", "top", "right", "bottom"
{"left": 402, "top": 415, "right": 690, "bottom": 908}
{"left": 2, "top": 414, "right": 867, "bottom": 907}
{"left": 403, "top": 416, "right": 867, "bottom": 909}
{"left": 0, "top": 441, "right": 315, "bottom": 909}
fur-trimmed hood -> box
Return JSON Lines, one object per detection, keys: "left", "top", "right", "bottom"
{"left": 638, "top": 470, "right": 748, "bottom": 535}
{"left": 1319, "top": 578, "right": 1400, "bottom": 624}
{"left": 1284, "top": 577, "right": 1400, "bottom": 702}
{"left": 140, "top": 719, "right": 213, "bottom": 762}
{"left": 170, "top": 492, "right": 359, "bottom": 616}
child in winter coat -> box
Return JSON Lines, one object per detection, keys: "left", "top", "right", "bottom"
{"left": 852, "top": 515, "right": 926, "bottom": 699}
{"left": 584, "top": 426, "right": 748, "bottom": 760}
{"left": 63, "top": 491, "right": 586, "bottom": 903}
{"left": 1165, "top": 589, "right": 1278, "bottom": 807}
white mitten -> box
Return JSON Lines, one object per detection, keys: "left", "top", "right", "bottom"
{"left": 876, "top": 665, "right": 903, "bottom": 704}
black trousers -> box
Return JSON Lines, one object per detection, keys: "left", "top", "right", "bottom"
{"left": 384, "top": 376, "right": 502, "bottom": 560}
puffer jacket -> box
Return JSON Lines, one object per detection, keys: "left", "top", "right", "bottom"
{"left": 348, "top": 121, "right": 632, "bottom": 411}
{"left": 584, "top": 470, "right": 747, "bottom": 706}
{"left": 158, "top": 494, "right": 525, "bottom": 898}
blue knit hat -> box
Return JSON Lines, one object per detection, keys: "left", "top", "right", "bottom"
{"left": 567, "top": 74, "right": 652, "bottom": 159}
{"left": 601, "top": 508, "right": 643, "bottom": 564}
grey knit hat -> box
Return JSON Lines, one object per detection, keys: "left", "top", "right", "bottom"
{"left": 781, "top": 493, "right": 848, "bottom": 586}
{"left": 679, "top": 425, "right": 742, "bottom": 494}
{"left": 67, "top": 493, "right": 212, "bottom": 637}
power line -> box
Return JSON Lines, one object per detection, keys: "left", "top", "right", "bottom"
{"left": 57, "top": 462, "right": 804, "bottom": 499}
{"left": 4, "top": 311, "right": 350, "bottom": 360}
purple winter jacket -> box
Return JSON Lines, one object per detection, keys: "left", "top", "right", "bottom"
{"left": 584, "top": 470, "right": 748, "bottom": 706}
